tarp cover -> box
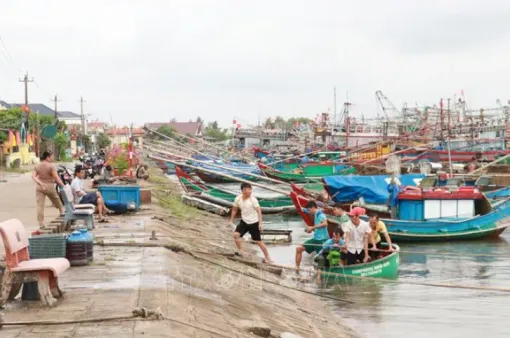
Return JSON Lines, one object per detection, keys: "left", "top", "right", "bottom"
{"left": 324, "top": 174, "right": 425, "bottom": 204}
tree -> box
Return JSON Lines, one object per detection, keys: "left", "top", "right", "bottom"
{"left": 196, "top": 116, "right": 203, "bottom": 124}
{"left": 204, "top": 121, "right": 229, "bottom": 141}
{"left": 274, "top": 116, "right": 286, "bottom": 130}
{"left": 156, "top": 125, "right": 176, "bottom": 140}
{"left": 263, "top": 117, "right": 274, "bottom": 129}
{"left": 82, "top": 135, "right": 92, "bottom": 153}
{"left": 97, "top": 132, "right": 111, "bottom": 149}
{"left": 54, "top": 132, "right": 68, "bottom": 160}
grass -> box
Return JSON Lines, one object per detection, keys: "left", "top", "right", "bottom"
{"left": 156, "top": 192, "right": 201, "bottom": 220}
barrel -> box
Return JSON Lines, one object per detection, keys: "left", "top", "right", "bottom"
{"left": 66, "top": 231, "right": 88, "bottom": 266}
{"left": 79, "top": 228, "right": 94, "bottom": 262}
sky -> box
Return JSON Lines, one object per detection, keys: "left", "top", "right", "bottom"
{"left": 1, "top": 0, "right": 510, "bottom": 128}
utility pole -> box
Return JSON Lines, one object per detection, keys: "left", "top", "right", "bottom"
{"left": 53, "top": 94, "right": 61, "bottom": 120}
{"left": 79, "top": 96, "right": 87, "bottom": 135}
{"left": 19, "top": 73, "right": 34, "bottom": 105}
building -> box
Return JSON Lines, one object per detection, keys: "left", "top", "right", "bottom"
{"left": 145, "top": 121, "right": 203, "bottom": 137}
{"left": 88, "top": 121, "right": 109, "bottom": 134}
{"left": 106, "top": 127, "right": 145, "bottom": 146}
{"left": 0, "top": 101, "right": 81, "bottom": 125}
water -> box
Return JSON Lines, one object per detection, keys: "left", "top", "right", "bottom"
{"left": 263, "top": 214, "right": 510, "bottom": 338}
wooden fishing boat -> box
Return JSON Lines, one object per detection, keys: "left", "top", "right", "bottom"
{"left": 175, "top": 166, "right": 295, "bottom": 214}
{"left": 314, "top": 243, "right": 400, "bottom": 280}
{"left": 258, "top": 162, "right": 355, "bottom": 183}
{"left": 190, "top": 160, "right": 261, "bottom": 183}
{"left": 298, "top": 176, "right": 510, "bottom": 241}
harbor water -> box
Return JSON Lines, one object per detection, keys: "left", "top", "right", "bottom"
{"left": 263, "top": 214, "right": 510, "bottom": 338}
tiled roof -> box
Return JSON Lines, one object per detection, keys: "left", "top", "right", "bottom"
{"left": 145, "top": 121, "right": 202, "bottom": 135}
{"left": 106, "top": 127, "right": 144, "bottom": 136}
{"left": 57, "top": 111, "right": 81, "bottom": 118}
{"left": 0, "top": 101, "right": 79, "bottom": 118}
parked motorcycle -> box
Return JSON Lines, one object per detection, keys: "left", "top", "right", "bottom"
{"left": 56, "top": 165, "right": 73, "bottom": 204}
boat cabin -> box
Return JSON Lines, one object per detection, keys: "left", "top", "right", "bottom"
{"left": 397, "top": 187, "right": 489, "bottom": 221}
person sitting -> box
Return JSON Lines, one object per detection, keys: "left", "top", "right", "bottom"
{"left": 368, "top": 214, "right": 394, "bottom": 260}
{"left": 71, "top": 167, "right": 110, "bottom": 223}
{"left": 317, "top": 230, "right": 345, "bottom": 268}
{"left": 295, "top": 200, "right": 329, "bottom": 272}
{"left": 343, "top": 207, "right": 371, "bottom": 265}
{"left": 136, "top": 164, "right": 150, "bottom": 180}
{"left": 387, "top": 176, "right": 401, "bottom": 219}
{"left": 332, "top": 203, "right": 350, "bottom": 232}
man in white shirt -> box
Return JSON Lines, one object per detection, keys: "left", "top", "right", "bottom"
{"left": 71, "top": 166, "right": 109, "bottom": 222}
{"left": 229, "top": 182, "right": 271, "bottom": 263}
{"left": 343, "top": 207, "right": 371, "bottom": 265}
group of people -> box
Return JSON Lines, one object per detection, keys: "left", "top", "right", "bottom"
{"left": 32, "top": 150, "right": 111, "bottom": 228}
{"left": 295, "top": 201, "right": 395, "bottom": 271}
{"left": 227, "top": 181, "right": 395, "bottom": 271}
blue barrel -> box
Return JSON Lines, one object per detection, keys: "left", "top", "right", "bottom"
{"left": 79, "top": 228, "right": 94, "bottom": 262}
{"left": 66, "top": 231, "right": 88, "bottom": 266}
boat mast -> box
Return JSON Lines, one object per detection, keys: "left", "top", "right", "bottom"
{"left": 444, "top": 98, "right": 453, "bottom": 176}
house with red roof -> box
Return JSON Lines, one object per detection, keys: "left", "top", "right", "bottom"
{"left": 145, "top": 121, "right": 203, "bottom": 137}
{"left": 106, "top": 127, "right": 145, "bottom": 146}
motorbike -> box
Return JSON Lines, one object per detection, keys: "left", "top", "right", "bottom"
{"left": 56, "top": 165, "right": 73, "bottom": 204}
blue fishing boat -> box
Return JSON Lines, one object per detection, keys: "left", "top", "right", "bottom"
{"left": 322, "top": 175, "right": 510, "bottom": 241}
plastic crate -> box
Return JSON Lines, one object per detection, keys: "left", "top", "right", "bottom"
{"left": 28, "top": 234, "right": 67, "bottom": 259}
{"left": 98, "top": 185, "right": 140, "bottom": 209}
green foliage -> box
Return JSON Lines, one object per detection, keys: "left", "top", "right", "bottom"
{"left": 204, "top": 121, "right": 229, "bottom": 141}
{"left": 82, "top": 135, "right": 92, "bottom": 153}
{"left": 263, "top": 116, "right": 311, "bottom": 130}
{"left": 54, "top": 132, "right": 68, "bottom": 160}
{"left": 0, "top": 108, "right": 63, "bottom": 135}
{"left": 156, "top": 125, "right": 176, "bottom": 139}
{"left": 96, "top": 132, "right": 111, "bottom": 149}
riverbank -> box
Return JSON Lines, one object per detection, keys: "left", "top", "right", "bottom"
{"left": 0, "top": 169, "right": 358, "bottom": 337}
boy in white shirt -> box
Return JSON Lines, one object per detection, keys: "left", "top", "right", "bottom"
{"left": 343, "top": 207, "right": 371, "bottom": 265}
{"left": 229, "top": 182, "right": 271, "bottom": 263}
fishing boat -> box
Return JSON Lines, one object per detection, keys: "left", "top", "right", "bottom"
{"left": 190, "top": 160, "right": 262, "bottom": 183}
{"left": 175, "top": 166, "right": 295, "bottom": 214}
{"left": 314, "top": 243, "right": 400, "bottom": 280}
{"left": 314, "top": 174, "right": 510, "bottom": 241}
{"left": 290, "top": 192, "right": 399, "bottom": 279}
{"left": 258, "top": 162, "right": 355, "bottom": 183}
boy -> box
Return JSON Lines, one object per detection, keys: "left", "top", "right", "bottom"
{"left": 295, "top": 200, "right": 329, "bottom": 272}
{"left": 317, "top": 230, "right": 345, "bottom": 268}
{"left": 229, "top": 182, "right": 271, "bottom": 263}
{"left": 368, "top": 214, "right": 394, "bottom": 259}
{"left": 71, "top": 166, "right": 110, "bottom": 222}
{"left": 344, "top": 207, "right": 371, "bottom": 265}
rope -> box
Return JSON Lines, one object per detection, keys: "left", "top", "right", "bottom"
{"left": 93, "top": 235, "right": 510, "bottom": 259}
{"left": 188, "top": 251, "right": 355, "bottom": 304}
{"left": 0, "top": 307, "right": 231, "bottom": 336}
{"left": 93, "top": 241, "right": 510, "bottom": 294}
{"left": 269, "top": 262, "right": 510, "bottom": 294}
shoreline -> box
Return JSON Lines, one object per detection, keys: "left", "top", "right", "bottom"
{"left": 0, "top": 168, "right": 358, "bottom": 337}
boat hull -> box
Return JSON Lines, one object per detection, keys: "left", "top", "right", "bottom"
{"left": 317, "top": 247, "right": 400, "bottom": 280}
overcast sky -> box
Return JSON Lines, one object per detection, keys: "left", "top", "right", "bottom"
{"left": 1, "top": 0, "right": 509, "bottom": 128}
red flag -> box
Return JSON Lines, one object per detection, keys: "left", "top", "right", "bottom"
{"left": 233, "top": 120, "right": 236, "bottom": 124}
{"left": 460, "top": 89, "right": 464, "bottom": 96}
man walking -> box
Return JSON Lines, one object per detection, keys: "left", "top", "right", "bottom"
{"left": 229, "top": 183, "right": 271, "bottom": 263}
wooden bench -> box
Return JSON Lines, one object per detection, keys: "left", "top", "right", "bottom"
{"left": 0, "top": 219, "right": 70, "bottom": 307}
{"left": 61, "top": 184, "right": 95, "bottom": 231}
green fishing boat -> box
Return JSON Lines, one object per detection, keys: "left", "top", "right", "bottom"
{"left": 175, "top": 167, "right": 295, "bottom": 213}
{"left": 314, "top": 244, "right": 400, "bottom": 280}
{"left": 258, "top": 162, "right": 355, "bottom": 183}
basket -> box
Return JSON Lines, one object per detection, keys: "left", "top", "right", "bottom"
{"left": 28, "top": 234, "right": 67, "bottom": 259}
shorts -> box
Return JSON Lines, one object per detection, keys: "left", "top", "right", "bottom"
{"left": 346, "top": 251, "right": 366, "bottom": 265}
{"left": 302, "top": 238, "right": 327, "bottom": 254}
{"left": 235, "top": 220, "right": 261, "bottom": 241}
{"left": 80, "top": 192, "right": 98, "bottom": 205}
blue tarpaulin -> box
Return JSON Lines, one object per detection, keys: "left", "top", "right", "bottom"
{"left": 324, "top": 174, "right": 425, "bottom": 204}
